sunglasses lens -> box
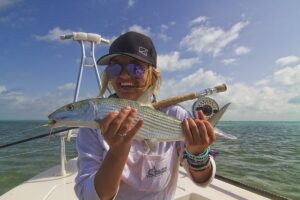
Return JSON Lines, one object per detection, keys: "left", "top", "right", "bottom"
{"left": 106, "top": 64, "right": 122, "bottom": 78}
{"left": 126, "top": 64, "right": 146, "bottom": 78}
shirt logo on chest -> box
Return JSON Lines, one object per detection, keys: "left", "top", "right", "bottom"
{"left": 146, "top": 166, "right": 167, "bottom": 178}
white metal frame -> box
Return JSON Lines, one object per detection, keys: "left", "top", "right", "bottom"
{"left": 59, "top": 32, "right": 109, "bottom": 176}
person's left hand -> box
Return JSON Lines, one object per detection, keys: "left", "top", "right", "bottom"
{"left": 182, "top": 111, "right": 216, "bottom": 155}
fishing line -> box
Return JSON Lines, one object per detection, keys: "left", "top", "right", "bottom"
{"left": 0, "top": 127, "right": 78, "bottom": 149}
{"left": 0, "top": 124, "right": 49, "bottom": 141}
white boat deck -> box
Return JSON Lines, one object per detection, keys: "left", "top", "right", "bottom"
{"left": 1, "top": 157, "right": 272, "bottom": 200}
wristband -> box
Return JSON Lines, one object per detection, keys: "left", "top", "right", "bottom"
{"left": 183, "top": 147, "right": 210, "bottom": 161}
{"left": 183, "top": 147, "right": 211, "bottom": 171}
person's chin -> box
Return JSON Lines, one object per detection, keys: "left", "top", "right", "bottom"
{"left": 116, "top": 89, "right": 141, "bottom": 100}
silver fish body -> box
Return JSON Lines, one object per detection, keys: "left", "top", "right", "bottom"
{"left": 48, "top": 98, "right": 184, "bottom": 141}
{"left": 48, "top": 98, "right": 231, "bottom": 141}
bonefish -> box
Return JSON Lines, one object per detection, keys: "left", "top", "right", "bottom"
{"left": 48, "top": 97, "right": 233, "bottom": 141}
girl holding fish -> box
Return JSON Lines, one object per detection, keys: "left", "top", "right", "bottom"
{"left": 74, "top": 31, "right": 216, "bottom": 200}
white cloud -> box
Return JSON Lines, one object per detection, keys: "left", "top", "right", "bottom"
{"left": 235, "top": 46, "right": 250, "bottom": 55}
{"left": 57, "top": 83, "right": 76, "bottom": 91}
{"left": 157, "top": 61, "right": 300, "bottom": 121}
{"left": 180, "top": 20, "right": 249, "bottom": 57}
{"left": 157, "top": 22, "right": 175, "bottom": 42}
{"left": 273, "top": 64, "right": 300, "bottom": 86}
{"left": 0, "top": 85, "right": 7, "bottom": 94}
{"left": 157, "top": 51, "right": 200, "bottom": 71}
{"left": 159, "top": 68, "right": 227, "bottom": 99}
{"left": 222, "top": 58, "right": 237, "bottom": 65}
{"left": 34, "top": 27, "right": 74, "bottom": 42}
{"left": 128, "top": 25, "right": 151, "bottom": 36}
{"left": 189, "top": 16, "right": 208, "bottom": 26}
{"left": 0, "top": 86, "right": 74, "bottom": 120}
{"left": 0, "top": 0, "right": 19, "bottom": 11}
{"left": 275, "top": 55, "right": 300, "bottom": 66}
{"left": 127, "top": 0, "right": 136, "bottom": 7}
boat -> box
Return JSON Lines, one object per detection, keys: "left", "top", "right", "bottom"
{"left": 1, "top": 156, "right": 286, "bottom": 200}
{"left": 0, "top": 32, "right": 288, "bottom": 200}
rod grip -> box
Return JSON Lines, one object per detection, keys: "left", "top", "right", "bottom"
{"left": 214, "top": 83, "right": 227, "bottom": 93}
{"left": 152, "top": 93, "right": 197, "bottom": 109}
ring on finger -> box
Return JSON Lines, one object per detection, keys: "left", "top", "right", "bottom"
{"left": 118, "top": 132, "right": 127, "bottom": 137}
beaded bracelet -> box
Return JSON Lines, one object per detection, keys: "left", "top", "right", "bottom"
{"left": 189, "top": 161, "right": 211, "bottom": 171}
{"left": 183, "top": 147, "right": 211, "bottom": 171}
{"left": 183, "top": 147, "right": 210, "bottom": 161}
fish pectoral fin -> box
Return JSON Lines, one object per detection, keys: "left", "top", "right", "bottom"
{"left": 208, "top": 102, "right": 231, "bottom": 127}
{"left": 214, "top": 127, "right": 237, "bottom": 140}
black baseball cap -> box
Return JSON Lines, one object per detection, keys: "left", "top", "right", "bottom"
{"left": 97, "top": 31, "right": 157, "bottom": 68}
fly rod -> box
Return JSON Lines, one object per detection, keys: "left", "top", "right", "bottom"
{"left": 152, "top": 83, "right": 227, "bottom": 109}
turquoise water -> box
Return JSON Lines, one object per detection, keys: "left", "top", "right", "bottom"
{"left": 0, "top": 121, "right": 299, "bottom": 199}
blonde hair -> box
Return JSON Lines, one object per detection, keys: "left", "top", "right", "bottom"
{"left": 98, "top": 66, "right": 161, "bottom": 97}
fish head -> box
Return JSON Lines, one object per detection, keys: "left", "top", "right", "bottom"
{"left": 48, "top": 99, "right": 98, "bottom": 128}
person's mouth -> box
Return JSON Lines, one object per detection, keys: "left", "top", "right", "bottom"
{"left": 120, "top": 82, "right": 135, "bottom": 88}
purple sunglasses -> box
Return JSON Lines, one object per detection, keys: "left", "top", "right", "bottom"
{"left": 106, "top": 63, "right": 146, "bottom": 79}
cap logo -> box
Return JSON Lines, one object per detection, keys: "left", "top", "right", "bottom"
{"left": 139, "top": 46, "right": 148, "bottom": 57}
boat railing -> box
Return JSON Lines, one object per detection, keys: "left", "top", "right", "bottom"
{"left": 58, "top": 129, "right": 78, "bottom": 176}
{"left": 58, "top": 32, "right": 110, "bottom": 176}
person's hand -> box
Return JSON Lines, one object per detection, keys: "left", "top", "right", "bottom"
{"left": 182, "top": 111, "right": 216, "bottom": 155}
{"left": 97, "top": 106, "right": 144, "bottom": 151}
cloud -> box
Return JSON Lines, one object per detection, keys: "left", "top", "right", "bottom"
{"left": 2, "top": 63, "right": 300, "bottom": 120}
{"left": 158, "top": 61, "right": 300, "bottom": 121}
{"left": 157, "top": 51, "right": 200, "bottom": 71}
{"left": 127, "top": 0, "right": 136, "bottom": 7}
{"left": 34, "top": 27, "right": 74, "bottom": 42}
{"left": 273, "top": 64, "right": 300, "bottom": 86}
{"left": 0, "top": 0, "right": 20, "bottom": 11}
{"left": 0, "top": 85, "right": 74, "bottom": 120}
{"left": 0, "top": 85, "right": 7, "bottom": 94}
{"left": 57, "top": 83, "right": 76, "bottom": 91}
{"left": 275, "top": 55, "right": 300, "bottom": 66}
{"left": 128, "top": 24, "right": 151, "bottom": 36}
{"left": 235, "top": 46, "right": 250, "bottom": 55}
{"left": 159, "top": 68, "right": 227, "bottom": 99}
{"left": 222, "top": 58, "right": 237, "bottom": 65}
{"left": 189, "top": 16, "right": 208, "bottom": 26}
{"left": 180, "top": 19, "right": 249, "bottom": 57}
{"left": 157, "top": 22, "right": 175, "bottom": 42}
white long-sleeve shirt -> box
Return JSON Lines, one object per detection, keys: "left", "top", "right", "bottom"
{"left": 75, "top": 105, "right": 216, "bottom": 200}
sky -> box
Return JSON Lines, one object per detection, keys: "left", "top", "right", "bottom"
{"left": 0, "top": 0, "right": 300, "bottom": 121}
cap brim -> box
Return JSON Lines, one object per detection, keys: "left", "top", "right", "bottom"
{"left": 97, "top": 53, "right": 153, "bottom": 66}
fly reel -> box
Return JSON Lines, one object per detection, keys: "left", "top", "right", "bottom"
{"left": 192, "top": 97, "right": 219, "bottom": 119}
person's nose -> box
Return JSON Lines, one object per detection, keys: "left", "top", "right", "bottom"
{"left": 118, "top": 65, "right": 131, "bottom": 78}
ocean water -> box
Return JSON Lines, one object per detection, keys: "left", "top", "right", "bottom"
{"left": 0, "top": 120, "right": 299, "bottom": 199}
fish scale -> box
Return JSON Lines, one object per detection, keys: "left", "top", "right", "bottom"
{"left": 49, "top": 97, "right": 185, "bottom": 141}
{"left": 48, "top": 97, "right": 231, "bottom": 141}
{"left": 94, "top": 98, "right": 183, "bottom": 141}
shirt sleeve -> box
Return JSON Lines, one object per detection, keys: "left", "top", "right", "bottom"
{"left": 74, "top": 128, "right": 106, "bottom": 200}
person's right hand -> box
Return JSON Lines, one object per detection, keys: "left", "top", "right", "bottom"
{"left": 98, "top": 106, "right": 144, "bottom": 151}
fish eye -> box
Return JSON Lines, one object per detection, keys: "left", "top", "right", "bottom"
{"left": 66, "top": 104, "right": 75, "bottom": 111}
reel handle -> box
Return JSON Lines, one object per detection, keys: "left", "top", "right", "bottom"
{"left": 214, "top": 83, "right": 227, "bottom": 93}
